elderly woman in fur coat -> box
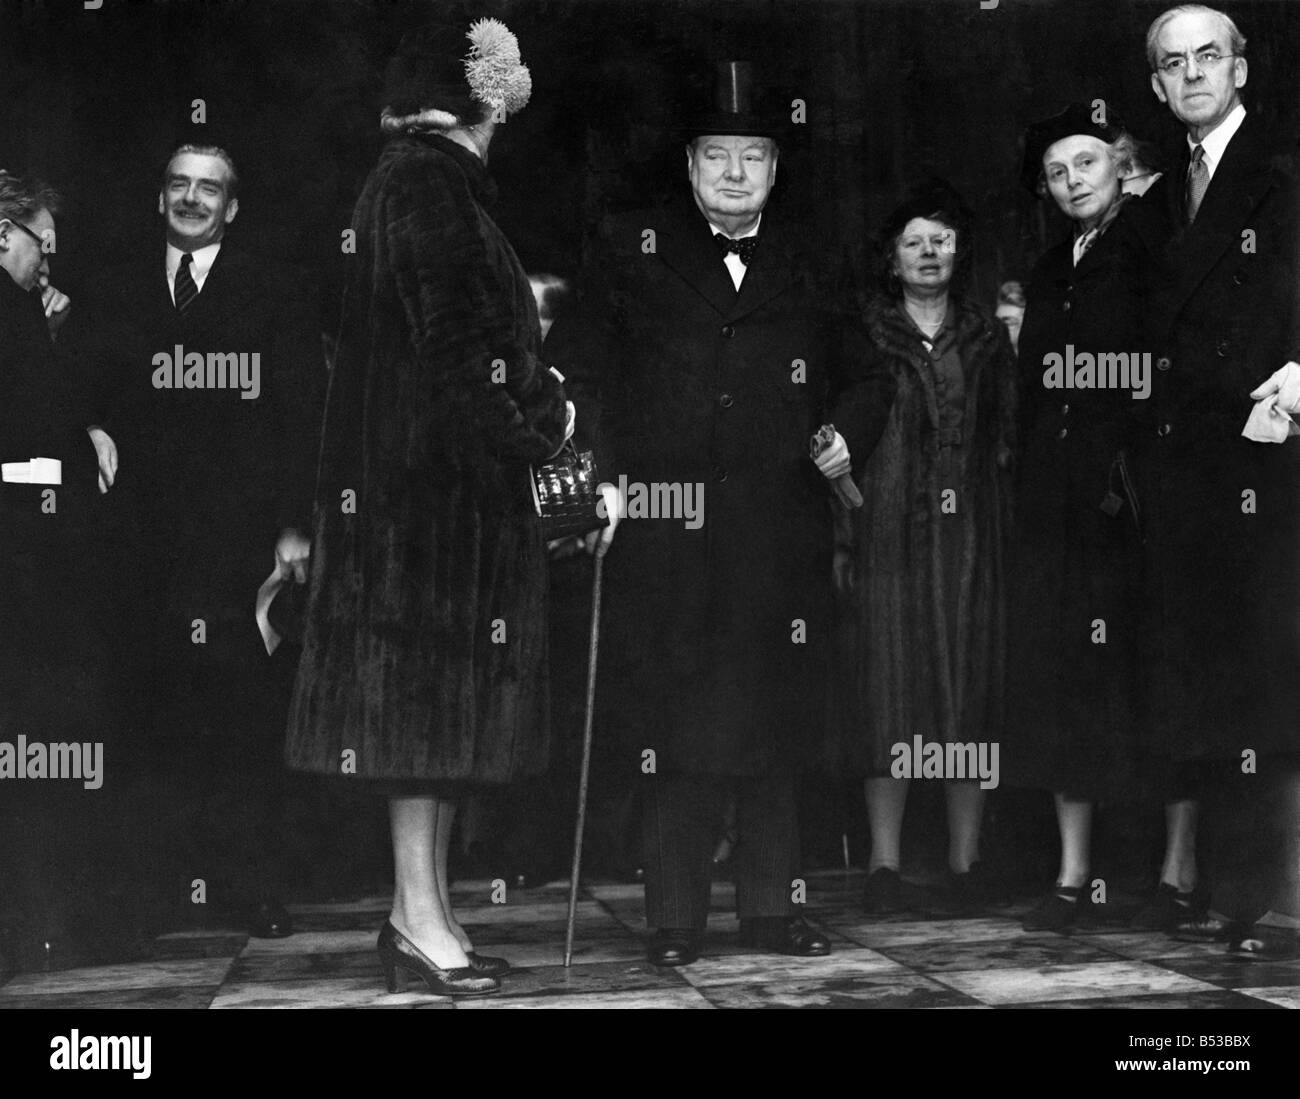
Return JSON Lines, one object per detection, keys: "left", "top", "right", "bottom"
{"left": 832, "top": 183, "right": 1017, "bottom": 917}
{"left": 285, "top": 21, "right": 571, "bottom": 997}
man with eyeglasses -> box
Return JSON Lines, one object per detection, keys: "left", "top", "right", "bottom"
{"left": 1137, "top": 4, "right": 1300, "bottom": 959}
{"left": 0, "top": 171, "right": 126, "bottom": 973}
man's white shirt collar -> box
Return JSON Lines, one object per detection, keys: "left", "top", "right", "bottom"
{"left": 1190, "top": 103, "right": 1246, "bottom": 181}
{"left": 165, "top": 240, "right": 222, "bottom": 303}
{"left": 706, "top": 213, "right": 761, "bottom": 291}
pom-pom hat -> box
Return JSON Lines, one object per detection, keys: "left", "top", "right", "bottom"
{"left": 1020, "top": 102, "right": 1127, "bottom": 194}
{"left": 381, "top": 17, "right": 532, "bottom": 133}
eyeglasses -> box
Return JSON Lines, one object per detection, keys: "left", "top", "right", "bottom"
{"left": 1156, "top": 49, "right": 1237, "bottom": 77}
{"left": 2, "top": 219, "right": 46, "bottom": 247}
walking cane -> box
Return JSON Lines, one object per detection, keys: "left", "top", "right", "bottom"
{"left": 564, "top": 538, "right": 608, "bottom": 967}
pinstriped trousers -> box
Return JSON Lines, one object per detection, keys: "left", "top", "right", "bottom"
{"left": 642, "top": 769, "right": 800, "bottom": 930}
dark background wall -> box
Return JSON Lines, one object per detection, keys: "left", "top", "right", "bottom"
{"left": 2, "top": 0, "right": 1297, "bottom": 328}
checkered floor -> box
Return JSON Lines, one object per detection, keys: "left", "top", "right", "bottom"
{"left": 1, "top": 872, "right": 1297, "bottom": 1008}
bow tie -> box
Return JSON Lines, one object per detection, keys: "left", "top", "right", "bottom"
{"left": 713, "top": 232, "right": 759, "bottom": 266}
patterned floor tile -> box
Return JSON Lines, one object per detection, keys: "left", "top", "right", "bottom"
{"left": 481, "top": 960, "right": 690, "bottom": 998}
{"left": 1031, "top": 989, "right": 1280, "bottom": 1009}
{"left": 0, "top": 986, "right": 219, "bottom": 1009}
{"left": 695, "top": 974, "right": 979, "bottom": 1009}
{"left": 1071, "top": 931, "right": 1231, "bottom": 962}
{"left": 1155, "top": 953, "right": 1300, "bottom": 990}
{"left": 1236, "top": 985, "right": 1300, "bottom": 1008}
{"left": 1, "top": 879, "right": 1294, "bottom": 1009}
{"left": 455, "top": 986, "right": 713, "bottom": 1009}
{"left": 227, "top": 950, "right": 381, "bottom": 983}
{"left": 829, "top": 916, "right": 1044, "bottom": 950}
{"left": 876, "top": 934, "right": 1121, "bottom": 973}
{"left": 0, "top": 957, "right": 234, "bottom": 997}
{"left": 210, "top": 975, "right": 454, "bottom": 1008}
{"left": 931, "top": 960, "right": 1220, "bottom": 1006}
{"left": 679, "top": 946, "right": 905, "bottom": 987}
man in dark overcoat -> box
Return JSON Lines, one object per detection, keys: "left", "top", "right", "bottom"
{"left": 67, "top": 143, "right": 324, "bottom": 940}
{"left": 1139, "top": 4, "right": 1300, "bottom": 954}
{"left": 548, "top": 63, "right": 895, "bottom": 965}
{"left": 0, "top": 172, "right": 125, "bottom": 972}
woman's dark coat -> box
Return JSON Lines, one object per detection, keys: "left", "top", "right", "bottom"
{"left": 1003, "top": 195, "right": 1168, "bottom": 799}
{"left": 547, "top": 200, "right": 896, "bottom": 777}
{"left": 830, "top": 294, "right": 1016, "bottom": 776}
{"left": 286, "top": 134, "right": 568, "bottom": 784}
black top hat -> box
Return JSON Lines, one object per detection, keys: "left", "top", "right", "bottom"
{"left": 1020, "top": 102, "right": 1128, "bottom": 193}
{"left": 682, "top": 61, "right": 786, "bottom": 140}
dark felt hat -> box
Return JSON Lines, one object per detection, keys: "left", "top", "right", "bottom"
{"left": 1020, "top": 102, "right": 1127, "bottom": 193}
{"left": 682, "top": 61, "right": 787, "bottom": 140}
{"left": 878, "top": 178, "right": 973, "bottom": 245}
{"left": 383, "top": 21, "right": 481, "bottom": 119}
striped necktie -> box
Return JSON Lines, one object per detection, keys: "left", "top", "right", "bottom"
{"left": 174, "top": 252, "right": 199, "bottom": 313}
{"left": 1185, "top": 144, "right": 1209, "bottom": 224}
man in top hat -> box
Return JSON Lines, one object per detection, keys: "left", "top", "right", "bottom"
{"left": 548, "top": 61, "right": 895, "bottom": 965}
{"left": 1137, "top": 4, "right": 1300, "bottom": 955}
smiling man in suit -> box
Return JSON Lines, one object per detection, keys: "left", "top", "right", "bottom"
{"left": 548, "top": 63, "right": 894, "bottom": 966}
{"left": 1137, "top": 5, "right": 1300, "bottom": 956}
{"left": 68, "top": 143, "right": 323, "bottom": 942}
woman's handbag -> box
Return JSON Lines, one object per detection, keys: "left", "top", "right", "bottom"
{"left": 530, "top": 441, "right": 608, "bottom": 541}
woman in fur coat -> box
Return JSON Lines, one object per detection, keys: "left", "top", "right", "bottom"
{"left": 832, "top": 183, "right": 1017, "bottom": 917}
{"left": 285, "top": 21, "right": 570, "bottom": 996}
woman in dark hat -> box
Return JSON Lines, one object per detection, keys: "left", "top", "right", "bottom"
{"left": 832, "top": 182, "right": 1016, "bottom": 916}
{"left": 1004, "top": 104, "right": 1181, "bottom": 931}
{"left": 285, "top": 17, "right": 572, "bottom": 996}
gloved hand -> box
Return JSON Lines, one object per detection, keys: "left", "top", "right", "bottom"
{"left": 1244, "top": 362, "right": 1300, "bottom": 442}
{"left": 813, "top": 429, "right": 852, "bottom": 480}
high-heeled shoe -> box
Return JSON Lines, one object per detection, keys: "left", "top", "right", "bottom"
{"left": 377, "top": 921, "right": 500, "bottom": 996}
{"left": 465, "top": 951, "right": 511, "bottom": 977}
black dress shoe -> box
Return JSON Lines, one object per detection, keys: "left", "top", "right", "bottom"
{"left": 248, "top": 899, "right": 294, "bottom": 939}
{"left": 927, "top": 862, "right": 1000, "bottom": 918}
{"left": 1130, "top": 882, "right": 1206, "bottom": 931}
{"left": 647, "top": 928, "right": 701, "bottom": 967}
{"left": 738, "top": 916, "right": 831, "bottom": 957}
{"left": 1023, "top": 883, "right": 1089, "bottom": 932}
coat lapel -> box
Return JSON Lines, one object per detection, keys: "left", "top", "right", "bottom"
{"left": 726, "top": 218, "right": 797, "bottom": 322}
{"left": 1164, "top": 114, "right": 1274, "bottom": 319}
{"left": 654, "top": 203, "right": 739, "bottom": 318}
{"left": 185, "top": 245, "right": 259, "bottom": 332}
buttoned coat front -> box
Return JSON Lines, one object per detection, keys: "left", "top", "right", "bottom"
{"left": 1138, "top": 113, "right": 1300, "bottom": 761}
{"left": 548, "top": 199, "right": 895, "bottom": 777}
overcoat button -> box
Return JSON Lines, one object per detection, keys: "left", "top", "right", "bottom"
{"left": 719, "top": 393, "right": 734, "bottom": 408}
{"left": 721, "top": 324, "right": 736, "bottom": 338}
{"left": 1158, "top": 422, "right": 1172, "bottom": 437}
{"left": 1156, "top": 356, "right": 1172, "bottom": 371}
{"left": 713, "top": 466, "right": 728, "bottom": 482}
{"left": 1057, "top": 427, "right": 1068, "bottom": 439}
{"left": 1216, "top": 340, "right": 1229, "bottom": 357}
{"left": 1232, "top": 270, "right": 1246, "bottom": 286}
{"left": 1061, "top": 403, "right": 1070, "bottom": 415}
